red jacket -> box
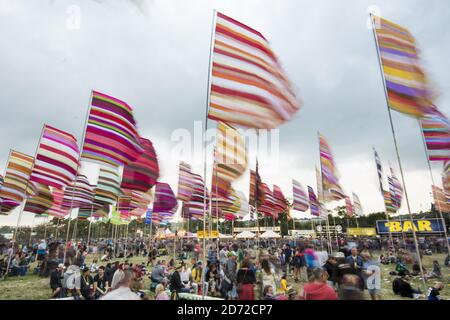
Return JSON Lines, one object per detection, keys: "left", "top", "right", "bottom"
{"left": 302, "top": 283, "right": 338, "bottom": 300}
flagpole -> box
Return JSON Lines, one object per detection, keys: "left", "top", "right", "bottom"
{"left": 5, "top": 126, "right": 45, "bottom": 279}
{"left": 370, "top": 13, "right": 426, "bottom": 290}
{"left": 64, "top": 90, "right": 94, "bottom": 263}
{"left": 417, "top": 121, "right": 450, "bottom": 253}
{"left": 201, "top": 9, "right": 217, "bottom": 300}
{"left": 43, "top": 215, "right": 48, "bottom": 240}
{"left": 87, "top": 205, "right": 94, "bottom": 246}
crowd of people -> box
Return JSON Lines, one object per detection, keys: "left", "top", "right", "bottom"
{"left": 0, "top": 235, "right": 448, "bottom": 300}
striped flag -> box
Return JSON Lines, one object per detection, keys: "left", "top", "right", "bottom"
{"left": 122, "top": 189, "right": 152, "bottom": 217}
{"left": 272, "top": 184, "right": 287, "bottom": 215}
{"left": 319, "top": 133, "right": 346, "bottom": 201}
{"left": 372, "top": 15, "right": 435, "bottom": 118}
{"left": 176, "top": 162, "right": 196, "bottom": 202}
{"left": 24, "top": 184, "right": 53, "bottom": 215}
{"left": 389, "top": 167, "right": 403, "bottom": 211}
{"left": 117, "top": 195, "right": 132, "bottom": 220}
{"left": 258, "top": 183, "right": 276, "bottom": 218}
{"left": 420, "top": 108, "right": 450, "bottom": 161}
{"left": 432, "top": 185, "right": 448, "bottom": 213}
{"left": 62, "top": 175, "right": 95, "bottom": 210}
{"left": 249, "top": 169, "right": 264, "bottom": 207}
{"left": 47, "top": 188, "right": 70, "bottom": 219}
{"left": 235, "top": 191, "right": 249, "bottom": 219}
{"left": 0, "top": 151, "right": 35, "bottom": 214}
{"left": 121, "top": 137, "right": 159, "bottom": 192}
{"left": 94, "top": 167, "right": 121, "bottom": 207}
{"left": 208, "top": 12, "right": 301, "bottom": 129}
{"left": 373, "top": 148, "right": 384, "bottom": 194}
{"left": 352, "top": 192, "right": 363, "bottom": 217}
{"left": 185, "top": 174, "right": 209, "bottom": 220}
{"left": 307, "top": 186, "right": 320, "bottom": 217}
{"left": 30, "top": 125, "right": 79, "bottom": 190}
{"left": 152, "top": 182, "right": 178, "bottom": 222}
{"left": 81, "top": 90, "right": 144, "bottom": 167}
{"left": 384, "top": 190, "right": 396, "bottom": 213}
{"left": 292, "top": 180, "right": 309, "bottom": 212}
{"left": 345, "top": 196, "right": 354, "bottom": 217}
{"left": 214, "top": 122, "right": 247, "bottom": 183}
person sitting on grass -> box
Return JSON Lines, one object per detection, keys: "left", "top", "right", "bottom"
{"left": 425, "top": 260, "right": 442, "bottom": 280}
{"left": 392, "top": 271, "right": 422, "bottom": 299}
{"left": 427, "top": 282, "right": 445, "bottom": 301}
{"left": 50, "top": 264, "right": 65, "bottom": 298}
{"left": 100, "top": 270, "right": 141, "bottom": 300}
{"left": 93, "top": 266, "right": 109, "bottom": 299}
{"left": 155, "top": 283, "right": 170, "bottom": 300}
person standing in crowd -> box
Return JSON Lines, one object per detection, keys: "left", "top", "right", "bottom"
{"left": 338, "top": 274, "right": 365, "bottom": 300}
{"left": 362, "top": 252, "right": 382, "bottom": 300}
{"left": 223, "top": 252, "right": 238, "bottom": 300}
{"left": 259, "top": 259, "right": 277, "bottom": 298}
{"left": 236, "top": 259, "right": 256, "bottom": 300}
{"left": 299, "top": 268, "right": 337, "bottom": 300}
{"left": 292, "top": 247, "right": 307, "bottom": 283}
{"left": 345, "top": 247, "right": 364, "bottom": 290}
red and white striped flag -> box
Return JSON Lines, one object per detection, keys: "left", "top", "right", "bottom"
{"left": 208, "top": 12, "right": 301, "bottom": 129}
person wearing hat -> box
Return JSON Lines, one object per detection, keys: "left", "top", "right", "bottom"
{"left": 169, "top": 263, "right": 190, "bottom": 299}
{"left": 80, "top": 266, "right": 94, "bottom": 300}
{"left": 50, "top": 263, "right": 65, "bottom": 298}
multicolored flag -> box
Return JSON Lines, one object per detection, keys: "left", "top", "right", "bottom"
{"left": 373, "top": 148, "right": 384, "bottom": 194}
{"left": 371, "top": 15, "right": 435, "bottom": 118}
{"left": 432, "top": 185, "right": 448, "bottom": 213}
{"left": 0, "top": 150, "right": 35, "bottom": 214}
{"left": 307, "top": 186, "right": 320, "bottom": 217}
{"left": 81, "top": 90, "right": 144, "bottom": 167}
{"left": 258, "top": 183, "right": 276, "bottom": 218}
{"left": 176, "top": 162, "right": 196, "bottom": 202}
{"left": 272, "top": 184, "right": 287, "bottom": 215}
{"left": 319, "top": 133, "right": 346, "bottom": 201}
{"left": 388, "top": 167, "right": 403, "bottom": 211}
{"left": 235, "top": 191, "right": 249, "bottom": 219}
{"left": 249, "top": 168, "right": 264, "bottom": 208}
{"left": 29, "top": 125, "right": 79, "bottom": 190}
{"left": 62, "top": 175, "right": 95, "bottom": 210}
{"left": 94, "top": 167, "right": 121, "bottom": 207}
{"left": 207, "top": 12, "right": 301, "bottom": 129}
{"left": 420, "top": 108, "right": 450, "bottom": 161}
{"left": 152, "top": 182, "right": 178, "bottom": 223}
{"left": 120, "top": 137, "right": 159, "bottom": 192}
{"left": 352, "top": 192, "right": 363, "bottom": 217}
{"left": 214, "top": 122, "right": 247, "bottom": 183}
{"left": 185, "top": 174, "right": 209, "bottom": 220}
{"left": 384, "top": 190, "right": 396, "bottom": 213}
{"left": 24, "top": 184, "right": 53, "bottom": 215}
{"left": 47, "top": 188, "right": 70, "bottom": 219}
{"left": 292, "top": 180, "right": 309, "bottom": 212}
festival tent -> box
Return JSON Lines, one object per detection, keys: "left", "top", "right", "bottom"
{"left": 235, "top": 231, "right": 256, "bottom": 239}
{"left": 259, "top": 230, "right": 281, "bottom": 239}
{"left": 219, "top": 233, "right": 233, "bottom": 239}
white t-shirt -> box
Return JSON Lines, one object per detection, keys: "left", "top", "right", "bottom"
{"left": 100, "top": 287, "right": 141, "bottom": 300}
{"left": 180, "top": 268, "right": 191, "bottom": 283}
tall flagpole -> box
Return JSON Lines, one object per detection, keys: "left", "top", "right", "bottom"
{"left": 64, "top": 90, "right": 93, "bottom": 263}
{"left": 417, "top": 121, "right": 450, "bottom": 253}
{"left": 370, "top": 13, "right": 426, "bottom": 290}
{"left": 200, "top": 9, "right": 217, "bottom": 300}
{"left": 5, "top": 126, "right": 45, "bottom": 279}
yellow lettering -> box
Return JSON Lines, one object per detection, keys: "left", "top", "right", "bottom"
{"left": 403, "top": 221, "right": 418, "bottom": 232}
{"left": 388, "top": 222, "right": 402, "bottom": 232}
{"left": 417, "top": 220, "right": 433, "bottom": 232}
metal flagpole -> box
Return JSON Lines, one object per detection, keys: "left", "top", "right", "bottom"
{"left": 417, "top": 121, "right": 450, "bottom": 253}
{"left": 64, "top": 90, "right": 93, "bottom": 263}
{"left": 87, "top": 205, "right": 94, "bottom": 246}
{"left": 29, "top": 215, "right": 36, "bottom": 247}
{"left": 43, "top": 215, "right": 48, "bottom": 240}
{"left": 370, "top": 13, "right": 426, "bottom": 290}
{"left": 200, "top": 9, "right": 217, "bottom": 300}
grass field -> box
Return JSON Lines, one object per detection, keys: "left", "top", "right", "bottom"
{"left": 0, "top": 253, "right": 448, "bottom": 300}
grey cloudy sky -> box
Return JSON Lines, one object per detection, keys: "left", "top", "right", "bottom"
{"left": 0, "top": 0, "right": 449, "bottom": 227}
